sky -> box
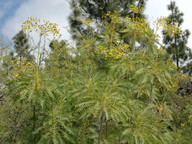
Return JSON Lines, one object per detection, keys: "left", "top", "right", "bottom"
{"left": 0, "top": 0, "right": 192, "bottom": 47}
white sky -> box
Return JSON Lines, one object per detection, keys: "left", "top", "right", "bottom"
{"left": 1, "top": 0, "right": 192, "bottom": 47}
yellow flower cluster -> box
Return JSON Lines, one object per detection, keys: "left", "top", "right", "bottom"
{"left": 22, "top": 17, "right": 60, "bottom": 36}
{"left": 124, "top": 16, "right": 149, "bottom": 36}
{"left": 153, "top": 16, "right": 181, "bottom": 37}
{"left": 99, "top": 46, "right": 126, "bottom": 59}
{"left": 106, "top": 11, "right": 122, "bottom": 24}
{"left": 10, "top": 58, "right": 33, "bottom": 79}
{"left": 15, "top": 73, "right": 19, "bottom": 78}
{"left": 129, "top": 4, "right": 144, "bottom": 14}
{"left": 122, "top": 43, "right": 130, "bottom": 49}
{"left": 82, "top": 18, "right": 93, "bottom": 26}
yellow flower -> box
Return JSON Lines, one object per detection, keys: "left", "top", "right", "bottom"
{"left": 23, "top": 27, "right": 27, "bottom": 30}
{"left": 181, "top": 123, "right": 185, "bottom": 127}
{"left": 26, "top": 62, "right": 30, "bottom": 66}
{"left": 15, "top": 73, "right": 19, "bottom": 78}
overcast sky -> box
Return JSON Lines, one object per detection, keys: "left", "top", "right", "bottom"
{"left": 0, "top": 0, "right": 192, "bottom": 46}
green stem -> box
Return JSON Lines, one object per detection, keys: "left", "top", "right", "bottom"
{"left": 106, "top": 120, "right": 108, "bottom": 139}
{"left": 37, "top": 33, "right": 42, "bottom": 69}
{"left": 33, "top": 104, "right": 36, "bottom": 143}
{"left": 98, "top": 110, "right": 103, "bottom": 144}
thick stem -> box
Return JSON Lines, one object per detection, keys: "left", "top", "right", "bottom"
{"left": 33, "top": 104, "right": 36, "bottom": 143}
{"left": 37, "top": 33, "right": 42, "bottom": 69}
{"left": 171, "top": 3, "right": 179, "bottom": 70}
{"left": 106, "top": 120, "right": 108, "bottom": 139}
{"left": 98, "top": 110, "right": 103, "bottom": 144}
{"left": 175, "top": 34, "right": 179, "bottom": 69}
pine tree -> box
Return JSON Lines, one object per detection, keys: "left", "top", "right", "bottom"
{"left": 0, "top": 35, "right": 13, "bottom": 100}
{"left": 13, "top": 30, "right": 34, "bottom": 62}
{"left": 68, "top": 0, "right": 149, "bottom": 71}
{"left": 69, "top": 0, "right": 147, "bottom": 39}
{"left": 162, "top": 1, "right": 191, "bottom": 70}
{"left": 46, "top": 40, "right": 73, "bottom": 71}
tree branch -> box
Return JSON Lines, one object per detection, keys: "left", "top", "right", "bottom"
{"left": 142, "top": 79, "right": 154, "bottom": 115}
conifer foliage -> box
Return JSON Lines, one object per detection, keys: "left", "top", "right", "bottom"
{"left": 162, "top": 1, "right": 191, "bottom": 71}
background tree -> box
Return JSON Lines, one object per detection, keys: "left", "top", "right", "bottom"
{"left": 45, "top": 40, "right": 76, "bottom": 73}
{"left": 68, "top": 0, "right": 149, "bottom": 71}
{"left": 162, "top": 1, "right": 191, "bottom": 70}
{"left": 13, "top": 30, "right": 34, "bottom": 62}
{"left": 69, "top": 0, "right": 147, "bottom": 39}
{"left": 0, "top": 35, "right": 14, "bottom": 100}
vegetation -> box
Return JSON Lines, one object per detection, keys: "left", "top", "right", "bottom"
{"left": 162, "top": 1, "right": 192, "bottom": 73}
{"left": 69, "top": 0, "right": 146, "bottom": 40}
{"left": 0, "top": 2, "right": 192, "bottom": 144}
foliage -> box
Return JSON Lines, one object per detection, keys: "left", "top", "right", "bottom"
{"left": 69, "top": 0, "right": 147, "bottom": 39}
{"left": 13, "top": 30, "right": 34, "bottom": 62}
{"left": 162, "top": 1, "right": 191, "bottom": 72}
{"left": 0, "top": 4, "right": 192, "bottom": 144}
